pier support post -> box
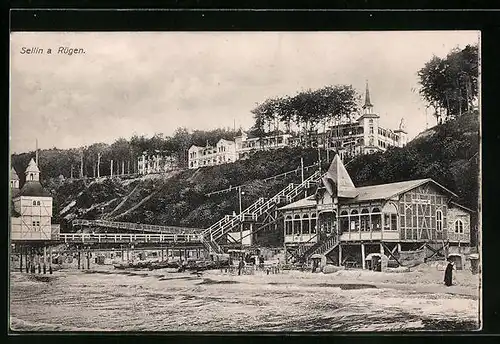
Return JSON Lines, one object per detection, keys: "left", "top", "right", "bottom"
{"left": 25, "top": 248, "right": 29, "bottom": 273}
{"left": 43, "top": 247, "right": 47, "bottom": 274}
{"left": 30, "top": 248, "right": 36, "bottom": 273}
{"left": 87, "top": 250, "right": 90, "bottom": 269}
{"left": 78, "top": 249, "right": 81, "bottom": 269}
{"left": 397, "top": 243, "right": 402, "bottom": 253}
{"left": 338, "top": 244, "right": 342, "bottom": 266}
{"left": 361, "top": 243, "right": 366, "bottom": 270}
{"left": 19, "top": 247, "right": 23, "bottom": 273}
{"left": 37, "top": 252, "right": 41, "bottom": 273}
{"left": 380, "top": 243, "right": 384, "bottom": 256}
{"left": 49, "top": 247, "right": 53, "bottom": 274}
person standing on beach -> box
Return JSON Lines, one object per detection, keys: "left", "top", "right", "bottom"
{"left": 444, "top": 261, "right": 454, "bottom": 286}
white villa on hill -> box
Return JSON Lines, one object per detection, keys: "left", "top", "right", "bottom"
{"left": 187, "top": 83, "right": 408, "bottom": 169}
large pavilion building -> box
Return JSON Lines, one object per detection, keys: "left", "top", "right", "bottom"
{"left": 279, "top": 154, "right": 473, "bottom": 269}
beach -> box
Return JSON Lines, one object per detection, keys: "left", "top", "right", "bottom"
{"left": 9, "top": 262, "right": 480, "bottom": 332}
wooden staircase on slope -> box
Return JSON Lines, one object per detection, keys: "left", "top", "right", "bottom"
{"left": 202, "top": 170, "right": 322, "bottom": 254}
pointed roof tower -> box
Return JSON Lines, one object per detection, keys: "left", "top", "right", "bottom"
{"left": 16, "top": 158, "right": 50, "bottom": 198}
{"left": 363, "top": 81, "right": 373, "bottom": 108}
{"left": 25, "top": 158, "right": 40, "bottom": 181}
{"left": 362, "top": 80, "right": 375, "bottom": 114}
{"left": 321, "top": 154, "right": 358, "bottom": 198}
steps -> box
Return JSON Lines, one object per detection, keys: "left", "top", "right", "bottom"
{"left": 289, "top": 234, "right": 319, "bottom": 261}
{"left": 305, "top": 234, "right": 339, "bottom": 259}
{"left": 202, "top": 170, "right": 322, "bottom": 254}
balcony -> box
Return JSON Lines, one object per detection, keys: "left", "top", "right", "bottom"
{"left": 339, "top": 230, "right": 399, "bottom": 242}
{"left": 285, "top": 233, "right": 318, "bottom": 244}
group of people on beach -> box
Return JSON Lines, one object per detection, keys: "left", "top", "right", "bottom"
{"left": 235, "top": 256, "right": 282, "bottom": 276}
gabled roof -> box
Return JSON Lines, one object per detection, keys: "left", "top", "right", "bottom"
{"left": 217, "top": 138, "right": 234, "bottom": 145}
{"left": 449, "top": 201, "right": 475, "bottom": 213}
{"left": 11, "top": 167, "right": 19, "bottom": 181}
{"left": 15, "top": 181, "right": 51, "bottom": 198}
{"left": 279, "top": 196, "right": 317, "bottom": 211}
{"left": 342, "top": 178, "right": 458, "bottom": 204}
{"left": 188, "top": 145, "right": 203, "bottom": 151}
{"left": 282, "top": 178, "right": 460, "bottom": 210}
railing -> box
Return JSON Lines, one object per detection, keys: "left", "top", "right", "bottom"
{"left": 72, "top": 219, "right": 201, "bottom": 234}
{"left": 205, "top": 162, "right": 320, "bottom": 197}
{"left": 290, "top": 234, "right": 319, "bottom": 260}
{"left": 59, "top": 232, "right": 204, "bottom": 244}
{"left": 202, "top": 170, "right": 322, "bottom": 253}
{"left": 307, "top": 234, "right": 339, "bottom": 258}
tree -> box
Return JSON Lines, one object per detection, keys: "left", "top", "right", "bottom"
{"left": 418, "top": 44, "right": 478, "bottom": 123}
{"left": 249, "top": 84, "right": 359, "bottom": 148}
{"left": 172, "top": 127, "right": 191, "bottom": 168}
{"left": 87, "top": 143, "right": 108, "bottom": 177}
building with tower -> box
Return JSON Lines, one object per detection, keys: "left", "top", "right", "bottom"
{"left": 10, "top": 158, "right": 60, "bottom": 242}
{"left": 324, "top": 82, "right": 408, "bottom": 162}
{"left": 279, "top": 154, "right": 474, "bottom": 269}
{"left": 187, "top": 82, "right": 408, "bottom": 169}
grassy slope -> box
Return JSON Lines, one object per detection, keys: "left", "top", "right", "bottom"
{"left": 50, "top": 113, "right": 479, "bottom": 235}
{"left": 52, "top": 147, "right": 322, "bottom": 232}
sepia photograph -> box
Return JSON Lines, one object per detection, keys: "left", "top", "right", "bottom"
{"left": 9, "top": 30, "right": 481, "bottom": 332}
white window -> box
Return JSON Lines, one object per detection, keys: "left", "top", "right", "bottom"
{"left": 436, "top": 210, "right": 443, "bottom": 231}
{"left": 454, "top": 220, "right": 464, "bottom": 234}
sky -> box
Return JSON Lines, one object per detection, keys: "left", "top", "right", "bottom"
{"left": 10, "top": 31, "right": 480, "bottom": 153}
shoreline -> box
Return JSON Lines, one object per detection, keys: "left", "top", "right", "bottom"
{"left": 11, "top": 262, "right": 479, "bottom": 299}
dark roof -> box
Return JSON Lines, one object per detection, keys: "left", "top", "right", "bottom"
{"left": 281, "top": 178, "right": 459, "bottom": 210}
{"left": 15, "top": 181, "right": 51, "bottom": 198}
{"left": 11, "top": 201, "right": 21, "bottom": 217}
{"left": 11, "top": 188, "right": 20, "bottom": 198}
{"left": 343, "top": 178, "right": 458, "bottom": 204}
{"left": 449, "top": 201, "right": 475, "bottom": 213}
{"left": 357, "top": 113, "right": 380, "bottom": 120}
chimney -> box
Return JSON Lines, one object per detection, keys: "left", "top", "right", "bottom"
{"left": 35, "top": 138, "right": 39, "bottom": 165}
